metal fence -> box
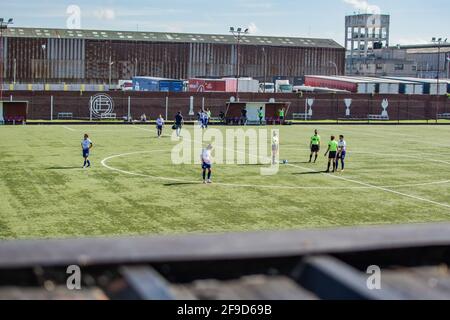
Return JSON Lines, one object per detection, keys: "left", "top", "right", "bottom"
{"left": 2, "top": 92, "right": 450, "bottom": 122}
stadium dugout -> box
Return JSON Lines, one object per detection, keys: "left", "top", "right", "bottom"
{"left": 0, "top": 101, "right": 28, "bottom": 125}
{"left": 224, "top": 101, "right": 291, "bottom": 125}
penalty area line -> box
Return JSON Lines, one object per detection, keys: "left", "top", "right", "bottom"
{"left": 287, "top": 162, "right": 450, "bottom": 210}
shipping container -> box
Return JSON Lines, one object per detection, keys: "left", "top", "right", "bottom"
{"left": 358, "top": 77, "right": 423, "bottom": 95}
{"left": 383, "top": 77, "right": 447, "bottom": 95}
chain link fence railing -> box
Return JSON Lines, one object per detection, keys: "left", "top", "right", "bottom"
{"left": 3, "top": 92, "right": 450, "bottom": 123}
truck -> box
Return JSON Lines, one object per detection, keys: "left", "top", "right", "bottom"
{"left": 118, "top": 80, "right": 133, "bottom": 91}
{"left": 237, "top": 78, "right": 259, "bottom": 93}
{"left": 259, "top": 82, "right": 275, "bottom": 93}
{"left": 190, "top": 78, "right": 259, "bottom": 93}
{"left": 188, "top": 79, "right": 228, "bottom": 92}
{"left": 132, "top": 77, "right": 184, "bottom": 92}
{"left": 275, "top": 80, "right": 293, "bottom": 93}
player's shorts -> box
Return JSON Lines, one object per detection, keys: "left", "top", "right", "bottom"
{"left": 311, "top": 145, "right": 320, "bottom": 153}
{"left": 272, "top": 144, "right": 279, "bottom": 152}
{"left": 157, "top": 125, "right": 163, "bottom": 130}
{"left": 328, "top": 151, "right": 337, "bottom": 159}
{"left": 82, "top": 148, "right": 90, "bottom": 158}
{"left": 337, "top": 151, "right": 347, "bottom": 160}
{"left": 202, "top": 162, "right": 211, "bottom": 169}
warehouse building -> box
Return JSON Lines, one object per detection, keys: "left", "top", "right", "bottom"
{"left": 398, "top": 43, "right": 450, "bottom": 79}
{"left": 0, "top": 27, "right": 345, "bottom": 84}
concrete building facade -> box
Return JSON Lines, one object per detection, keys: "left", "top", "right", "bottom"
{"left": 345, "top": 13, "right": 390, "bottom": 74}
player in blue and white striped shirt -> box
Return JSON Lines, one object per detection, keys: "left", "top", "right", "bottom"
{"left": 336, "top": 135, "right": 347, "bottom": 172}
{"left": 81, "top": 134, "right": 93, "bottom": 168}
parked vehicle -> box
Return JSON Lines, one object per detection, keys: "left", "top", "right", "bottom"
{"left": 259, "top": 82, "right": 275, "bottom": 93}
{"left": 275, "top": 80, "right": 293, "bottom": 93}
{"left": 188, "top": 79, "right": 228, "bottom": 92}
{"left": 188, "top": 78, "right": 258, "bottom": 93}
{"left": 237, "top": 78, "right": 259, "bottom": 93}
{"left": 132, "top": 77, "right": 184, "bottom": 92}
{"left": 118, "top": 80, "right": 133, "bottom": 91}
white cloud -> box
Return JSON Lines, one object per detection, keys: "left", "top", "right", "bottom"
{"left": 343, "top": 0, "right": 381, "bottom": 14}
{"left": 94, "top": 8, "right": 116, "bottom": 20}
{"left": 248, "top": 22, "right": 258, "bottom": 34}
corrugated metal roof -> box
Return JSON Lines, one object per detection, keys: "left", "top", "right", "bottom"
{"left": 3, "top": 27, "right": 343, "bottom": 49}
{"left": 394, "top": 43, "right": 450, "bottom": 49}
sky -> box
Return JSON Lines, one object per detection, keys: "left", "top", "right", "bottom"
{"left": 1, "top": 0, "right": 449, "bottom": 46}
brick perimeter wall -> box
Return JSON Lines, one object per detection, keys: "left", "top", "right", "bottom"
{"left": 3, "top": 91, "right": 449, "bottom": 121}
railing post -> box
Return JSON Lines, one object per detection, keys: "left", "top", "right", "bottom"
{"left": 50, "top": 95, "right": 53, "bottom": 121}
{"left": 165, "top": 96, "right": 168, "bottom": 121}
{"left": 89, "top": 96, "right": 92, "bottom": 121}
{"left": 128, "top": 96, "right": 131, "bottom": 121}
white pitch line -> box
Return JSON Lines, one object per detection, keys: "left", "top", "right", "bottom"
{"left": 100, "top": 150, "right": 450, "bottom": 190}
{"left": 62, "top": 125, "right": 76, "bottom": 132}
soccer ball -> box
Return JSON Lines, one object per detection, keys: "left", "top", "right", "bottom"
{"left": 282, "top": 160, "right": 289, "bottom": 164}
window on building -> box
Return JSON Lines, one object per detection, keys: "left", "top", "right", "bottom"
{"left": 412, "top": 66, "right": 417, "bottom": 71}
{"left": 395, "top": 64, "right": 404, "bottom": 71}
{"left": 376, "top": 64, "right": 383, "bottom": 70}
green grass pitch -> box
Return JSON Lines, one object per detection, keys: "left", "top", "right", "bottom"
{"left": 1, "top": 124, "right": 450, "bottom": 240}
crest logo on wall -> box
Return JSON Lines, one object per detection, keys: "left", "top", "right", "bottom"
{"left": 90, "top": 94, "right": 114, "bottom": 118}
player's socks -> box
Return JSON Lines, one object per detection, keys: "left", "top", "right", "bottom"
{"left": 202, "top": 170, "right": 206, "bottom": 181}
{"left": 309, "top": 154, "right": 312, "bottom": 162}
{"left": 83, "top": 160, "right": 87, "bottom": 167}
{"left": 87, "top": 160, "right": 91, "bottom": 167}
{"left": 207, "top": 170, "right": 211, "bottom": 180}
{"left": 327, "top": 163, "right": 331, "bottom": 172}
{"left": 314, "top": 155, "right": 318, "bottom": 163}
{"left": 341, "top": 160, "right": 345, "bottom": 170}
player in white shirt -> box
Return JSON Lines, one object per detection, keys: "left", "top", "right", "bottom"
{"left": 201, "top": 144, "right": 213, "bottom": 184}
{"left": 156, "top": 115, "right": 164, "bottom": 138}
{"left": 272, "top": 131, "right": 279, "bottom": 165}
{"left": 81, "top": 134, "right": 93, "bottom": 168}
{"left": 336, "top": 135, "right": 347, "bottom": 172}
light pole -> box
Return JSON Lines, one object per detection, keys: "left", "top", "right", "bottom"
{"left": 431, "top": 37, "right": 448, "bottom": 120}
{"left": 262, "top": 47, "right": 267, "bottom": 93}
{"left": 230, "top": 27, "right": 249, "bottom": 102}
{"left": 41, "top": 44, "right": 46, "bottom": 87}
{"left": 431, "top": 37, "right": 447, "bottom": 95}
{"left": 0, "top": 18, "right": 13, "bottom": 102}
{"left": 328, "top": 61, "right": 338, "bottom": 75}
{"left": 108, "top": 55, "right": 114, "bottom": 89}
{"left": 447, "top": 53, "right": 450, "bottom": 79}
